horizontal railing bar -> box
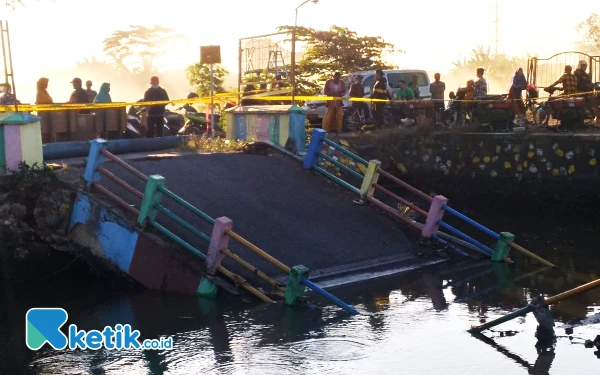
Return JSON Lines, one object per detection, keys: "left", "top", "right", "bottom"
{"left": 442, "top": 205, "right": 500, "bottom": 239}
{"left": 372, "top": 183, "right": 429, "bottom": 217}
{"left": 92, "top": 183, "right": 140, "bottom": 216}
{"left": 221, "top": 248, "right": 286, "bottom": 292}
{"left": 158, "top": 186, "right": 216, "bottom": 225}
{"left": 313, "top": 166, "right": 361, "bottom": 195}
{"left": 431, "top": 234, "right": 470, "bottom": 257}
{"left": 216, "top": 265, "right": 274, "bottom": 303}
{"left": 149, "top": 220, "right": 207, "bottom": 260}
{"left": 155, "top": 204, "right": 211, "bottom": 243}
{"left": 301, "top": 278, "right": 359, "bottom": 315}
{"left": 437, "top": 221, "right": 494, "bottom": 255}
{"left": 322, "top": 137, "right": 369, "bottom": 166}
{"left": 377, "top": 169, "right": 433, "bottom": 203}
{"left": 366, "top": 196, "right": 422, "bottom": 231}
{"left": 100, "top": 148, "right": 148, "bottom": 182}
{"left": 225, "top": 229, "right": 291, "bottom": 274}
{"left": 318, "top": 152, "right": 364, "bottom": 180}
{"left": 97, "top": 166, "right": 144, "bottom": 199}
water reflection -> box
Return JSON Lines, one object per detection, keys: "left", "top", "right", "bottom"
{"left": 1, "top": 207, "right": 600, "bottom": 374}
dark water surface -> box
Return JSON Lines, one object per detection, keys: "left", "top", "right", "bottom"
{"left": 1, "top": 202, "right": 599, "bottom": 375}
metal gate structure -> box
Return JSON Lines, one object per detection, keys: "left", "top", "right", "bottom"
{"left": 527, "top": 51, "right": 600, "bottom": 99}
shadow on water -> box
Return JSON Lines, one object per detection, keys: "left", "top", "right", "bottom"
{"left": 0, "top": 200, "right": 599, "bottom": 374}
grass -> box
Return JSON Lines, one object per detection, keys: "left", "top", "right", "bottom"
{"left": 180, "top": 135, "right": 249, "bottom": 153}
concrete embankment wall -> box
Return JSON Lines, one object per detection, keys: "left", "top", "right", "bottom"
{"left": 69, "top": 191, "right": 211, "bottom": 295}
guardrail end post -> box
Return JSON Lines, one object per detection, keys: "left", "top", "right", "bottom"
{"left": 421, "top": 195, "right": 448, "bottom": 238}
{"left": 491, "top": 232, "right": 515, "bottom": 262}
{"left": 284, "top": 265, "right": 310, "bottom": 306}
{"left": 359, "top": 159, "right": 381, "bottom": 202}
{"left": 206, "top": 217, "right": 233, "bottom": 275}
{"left": 303, "top": 129, "right": 326, "bottom": 169}
{"left": 82, "top": 138, "right": 108, "bottom": 189}
{"left": 137, "top": 174, "right": 166, "bottom": 226}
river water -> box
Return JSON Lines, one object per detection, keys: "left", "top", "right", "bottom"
{"left": 1, "top": 201, "right": 599, "bottom": 375}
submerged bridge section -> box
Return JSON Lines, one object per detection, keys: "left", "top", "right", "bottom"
{"left": 66, "top": 130, "right": 554, "bottom": 315}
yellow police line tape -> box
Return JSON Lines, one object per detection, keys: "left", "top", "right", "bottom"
{"left": 1, "top": 89, "right": 597, "bottom": 113}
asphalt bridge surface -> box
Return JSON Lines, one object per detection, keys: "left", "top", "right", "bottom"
{"left": 102, "top": 151, "right": 428, "bottom": 287}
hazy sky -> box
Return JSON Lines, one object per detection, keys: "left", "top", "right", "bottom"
{"left": 2, "top": 0, "right": 599, "bottom": 102}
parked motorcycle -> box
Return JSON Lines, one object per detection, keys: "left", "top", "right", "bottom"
{"left": 124, "top": 99, "right": 170, "bottom": 138}
{"left": 472, "top": 94, "right": 516, "bottom": 132}
{"left": 177, "top": 101, "right": 235, "bottom": 137}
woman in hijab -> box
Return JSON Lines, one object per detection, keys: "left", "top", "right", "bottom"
{"left": 35, "top": 78, "right": 53, "bottom": 104}
{"left": 510, "top": 67, "right": 528, "bottom": 125}
{"left": 93, "top": 82, "right": 112, "bottom": 103}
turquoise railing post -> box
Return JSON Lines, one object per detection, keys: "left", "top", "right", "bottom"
{"left": 303, "top": 128, "right": 326, "bottom": 169}
{"left": 82, "top": 138, "right": 108, "bottom": 189}
{"left": 138, "top": 175, "right": 166, "bottom": 226}
{"left": 421, "top": 195, "right": 448, "bottom": 238}
{"left": 358, "top": 160, "right": 381, "bottom": 202}
{"left": 491, "top": 232, "right": 515, "bottom": 262}
{"left": 284, "top": 265, "right": 310, "bottom": 306}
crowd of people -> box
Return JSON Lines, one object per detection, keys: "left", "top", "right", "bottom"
{"left": 320, "top": 61, "right": 600, "bottom": 132}
{"left": 0, "top": 75, "right": 172, "bottom": 138}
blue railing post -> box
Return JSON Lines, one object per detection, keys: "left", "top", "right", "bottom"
{"left": 303, "top": 128, "right": 326, "bottom": 169}
{"left": 138, "top": 175, "right": 166, "bottom": 226}
{"left": 82, "top": 138, "right": 108, "bottom": 189}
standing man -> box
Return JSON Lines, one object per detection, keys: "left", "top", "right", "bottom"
{"left": 322, "top": 72, "right": 346, "bottom": 133}
{"left": 69, "top": 78, "right": 90, "bottom": 114}
{"left": 474, "top": 68, "right": 487, "bottom": 100}
{"left": 85, "top": 80, "right": 97, "bottom": 103}
{"left": 371, "top": 69, "right": 390, "bottom": 128}
{"left": 143, "top": 76, "right": 170, "bottom": 138}
{"left": 574, "top": 60, "right": 600, "bottom": 124}
{"left": 430, "top": 73, "right": 446, "bottom": 124}
{"left": 349, "top": 75, "right": 369, "bottom": 118}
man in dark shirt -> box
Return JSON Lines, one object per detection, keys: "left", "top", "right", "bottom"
{"left": 371, "top": 69, "right": 390, "bottom": 127}
{"left": 143, "top": 76, "right": 170, "bottom": 138}
{"left": 349, "top": 75, "right": 369, "bottom": 118}
{"left": 69, "top": 78, "right": 90, "bottom": 114}
{"left": 575, "top": 60, "right": 600, "bottom": 123}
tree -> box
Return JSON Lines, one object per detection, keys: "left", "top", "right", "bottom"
{"left": 102, "top": 25, "right": 186, "bottom": 77}
{"left": 186, "top": 63, "right": 229, "bottom": 96}
{"left": 450, "top": 46, "right": 528, "bottom": 89}
{"left": 577, "top": 13, "right": 600, "bottom": 53}
{"left": 276, "top": 25, "right": 399, "bottom": 93}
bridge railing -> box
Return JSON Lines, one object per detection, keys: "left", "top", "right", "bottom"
{"left": 304, "top": 129, "right": 554, "bottom": 267}
{"left": 82, "top": 139, "right": 359, "bottom": 315}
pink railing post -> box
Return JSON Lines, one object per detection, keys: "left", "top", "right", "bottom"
{"left": 206, "top": 216, "right": 233, "bottom": 275}
{"left": 421, "top": 195, "right": 448, "bottom": 238}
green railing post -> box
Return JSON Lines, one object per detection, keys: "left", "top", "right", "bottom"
{"left": 491, "top": 232, "right": 515, "bottom": 262}
{"left": 138, "top": 175, "right": 166, "bottom": 226}
{"left": 284, "top": 265, "right": 310, "bottom": 306}
{"left": 359, "top": 160, "right": 381, "bottom": 202}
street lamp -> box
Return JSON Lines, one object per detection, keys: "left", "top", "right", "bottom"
{"left": 291, "top": 0, "right": 318, "bottom": 106}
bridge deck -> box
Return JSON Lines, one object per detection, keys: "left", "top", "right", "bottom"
{"left": 103, "top": 151, "right": 433, "bottom": 287}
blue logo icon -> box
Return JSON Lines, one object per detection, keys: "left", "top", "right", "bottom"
{"left": 26, "top": 308, "right": 69, "bottom": 350}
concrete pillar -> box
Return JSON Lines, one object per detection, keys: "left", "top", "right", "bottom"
{"left": 359, "top": 160, "right": 381, "bottom": 201}
{"left": 284, "top": 265, "right": 310, "bottom": 306}
{"left": 206, "top": 217, "right": 233, "bottom": 275}
{"left": 421, "top": 195, "right": 448, "bottom": 238}
{"left": 0, "top": 112, "right": 43, "bottom": 175}
{"left": 82, "top": 138, "right": 107, "bottom": 189}
{"left": 137, "top": 175, "right": 166, "bottom": 226}
{"left": 492, "top": 232, "right": 515, "bottom": 262}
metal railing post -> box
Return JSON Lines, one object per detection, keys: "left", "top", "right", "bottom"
{"left": 206, "top": 217, "right": 233, "bottom": 275}
{"left": 284, "top": 265, "right": 310, "bottom": 306}
{"left": 491, "top": 232, "right": 515, "bottom": 262}
{"left": 82, "top": 138, "right": 107, "bottom": 190}
{"left": 138, "top": 175, "right": 166, "bottom": 226}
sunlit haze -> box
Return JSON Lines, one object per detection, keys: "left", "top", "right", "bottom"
{"left": 2, "top": 0, "right": 599, "bottom": 103}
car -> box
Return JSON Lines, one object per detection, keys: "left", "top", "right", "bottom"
{"left": 303, "top": 70, "right": 432, "bottom": 124}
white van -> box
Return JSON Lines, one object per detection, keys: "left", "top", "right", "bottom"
{"left": 305, "top": 69, "right": 431, "bottom": 124}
